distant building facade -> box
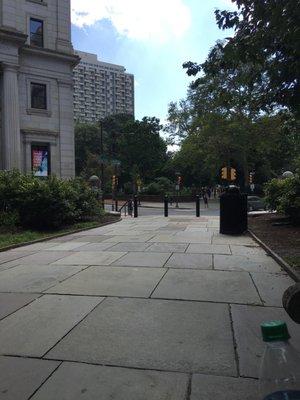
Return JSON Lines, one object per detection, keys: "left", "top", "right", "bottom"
{"left": 73, "top": 51, "right": 134, "bottom": 123}
{"left": 0, "top": 0, "right": 78, "bottom": 178}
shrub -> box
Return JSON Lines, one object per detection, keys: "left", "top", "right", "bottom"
{"left": 142, "top": 177, "right": 174, "bottom": 195}
{"left": 264, "top": 175, "right": 300, "bottom": 223}
{"left": 278, "top": 176, "right": 300, "bottom": 224}
{"left": 0, "top": 171, "right": 102, "bottom": 231}
{"left": 264, "top": 178, "right": 286, "bottom": 210}
{"left": 0, "top": 211, "right": 19, "bottom": 232}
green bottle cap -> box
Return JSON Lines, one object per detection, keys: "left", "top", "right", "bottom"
{"left": 261, "top": 321, "right": 291, "bottom": 342}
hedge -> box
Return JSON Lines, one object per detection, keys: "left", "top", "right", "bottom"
{"left": 264, "top": 175, "right": 300, "bottom": 224}
{"left": 0, "top": 170, "right": 102, "bottom": 230}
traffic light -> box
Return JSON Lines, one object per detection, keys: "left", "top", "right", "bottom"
{"left": 230, "top": 168, "right": 237, "bottom": 181}
{"left": 249, "top": 172, "right": 254, "bottom": 184}
{"left": 112, "top": 175, "right": 116, "bottom": 188}
{"left": 177, "top": 176, "right": 182, "bottom": 185}
{"left": 221, "top": 167, "right": 228, "bottom": 180}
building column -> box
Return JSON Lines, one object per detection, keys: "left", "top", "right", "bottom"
{"left": 2, "top": 63, "right": 21, "bottom": 170}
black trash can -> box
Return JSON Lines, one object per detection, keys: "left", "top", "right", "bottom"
{"left": 220, "top": 186, "right": 247, "bottom": 234}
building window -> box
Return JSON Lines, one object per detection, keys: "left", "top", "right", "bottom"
{"left": 30, "top": 18, "right": 44, "bottom": 47}
{"left": 31, "top": 83, "right": 47, "bottom": 109}
{"left": 31, "top": 145, "right": 50, "bottom": 177}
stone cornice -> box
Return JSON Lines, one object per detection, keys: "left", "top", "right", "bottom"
{"left": 21, "top": 129, "right": 59, "bottom": 137}
{"left": 0, "top": 27, "right": 28, "bottom": 45}
{"left": 21, "top": 45, "right": 80, "bottom": 66}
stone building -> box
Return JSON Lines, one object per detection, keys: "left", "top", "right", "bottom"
{"left": 73, "top": 50, "right": 134, "bottom": 123}
{"left": 0, "top": 0, "right": 78, "bottom": 178}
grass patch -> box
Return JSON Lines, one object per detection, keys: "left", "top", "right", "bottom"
{"left": 0, "top": 217, "right": 118, "bottom": 250}
{"left": 285, "top": 256, "right": 300, "bottom": 269}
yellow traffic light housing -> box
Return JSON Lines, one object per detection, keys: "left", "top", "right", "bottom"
{"left": 230, "top": 168, "right": 237, "bottom": 181}
{"left": 112, "top": 175, "right": 116, "bottom": 188}
{"left": 249, "top": 172, "right": 253, "bottom": 184}
{"left": 221, "top": 167, "right": 228, "bottom": 180}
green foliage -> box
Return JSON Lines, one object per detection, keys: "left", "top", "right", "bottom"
{"left": 215, "top": 0, "right": 300, "bottom": 113}
{"left": 185, "top": 1, "right": 300, "bottom": 114}
{"left": 0, "top": 171, "right": 102, "bottom": 231}
{"left": 265, "top": 176, "right": 300, "bottom": 223}
{"left": 75, "top": 115, "right": 168, "bottom": 189}
{"left": 142, "top": 177, "right": 174, "bottom": 195}
{"left": 0, "top": 211, "right": 19, "bottom": 232}
{"left": 264, "top": 178, "right": 287, "bottom": 210}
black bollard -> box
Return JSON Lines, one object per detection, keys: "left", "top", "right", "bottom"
{"left": 196, "top": 195, "right": 200, "bottom": 217}
{"left": 115, "top": 199, "right": 118, "bottom": 212}
{"left": 134, "top": 195, "right": 138, "bottom": 218}
{"left": 164, "top": 196, "right": 169, "bottom": 217}
{"left": 128, "top": 199, "right": 133, "bottom": 216}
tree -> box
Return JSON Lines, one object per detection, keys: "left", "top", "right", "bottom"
{"left": 185, "top": 0, "right": 300, "bottom": 114}
{"left": 75, "top": 115, "right": 168, "bottom": 189}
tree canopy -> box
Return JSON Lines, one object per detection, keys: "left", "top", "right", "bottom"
{"left": 75, "top": 114, "right": 168, "bottom": 192}
{"left": 166, "top": 1, "right": 300, "bottom": 188}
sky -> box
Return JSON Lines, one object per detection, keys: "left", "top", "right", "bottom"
{"left": 71, "top": 0, "right": 236, "bottom": 125}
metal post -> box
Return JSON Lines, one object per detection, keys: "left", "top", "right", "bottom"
{"left": 100, "top": 122, "right": 105, "bottom": 209}
{"left": 164, "top": 196, "right": 169, "bottom": 217}
{"left": 134, "top": 195, "right": 138, "bottom": 218}
{"left": 115, "top": 199, "right": 118, "bottom": 212}
{"left": 196, "top": 195, "right": 200, "bottom": 217}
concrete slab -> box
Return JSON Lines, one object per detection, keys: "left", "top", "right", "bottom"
{"left": 68, "top": 242, "right": 115, "bottom": 252}
{"left": 0, "top": 295, "right": 102, "bottom": 357}
{"left": 230, "top": 244, "right": 267, "bottom": 256}
{"left": 214, "top": 254, "right": 283, "bottom": 274}
{"left": 0, "top": 264, "right": 85, "bottom": 293}
{"left": 112, "top": 252, "right": 171, "bottom": 268}
{"left": 212, "top": 234, "right": 258, "bottom": 246}
{"left": 45, "top": 242, "right": 89, "bottom": 251}
{"left": 47, "top": 298, "right": 237, "bottom": 375}
{"left": 0, "top": 356, "right": 59, "bottom": 400}
{"left": 0, "top": 293, "right": 40, "bottom": 320}
{"left": 190, "top": 374, "right": 258, "bottom": 400}
{"left": 149, "top": 234, "right": 212, "bottom": 244}
{"left": 68, "top": 235, "right": 113, "bottom": 242}
{"left": 0, "top": 250, "right": 37, "bottom": 270}
{"left": 251, "top": 272, "right": 295, "bottom": 306}
{"left": 46, "top": 266, "right": 166, "bottom": 298}
{"left": 186, "top": 243, "right": 231, "bottom": 254}
{"left": 52, "top": 251, "right": 126, "bottom": 266}
{"left": 152, "top": 269, "right": 261, "bottom": 304}
{"left": 231, "top": 304, "right": 300, "bottom": 378}
{"left": 0, "top": 251, "right": 74, "bottom": 269}
{"left": 145, "top": 243, "right": 188, "bottom": 253}
{"left": 107, "top": 242, "right": 152, "bottom": 252}
{"left": 165, "top": 253, "right": 212, "bottom": 269}
{"left": 31, "top": 362, "right": 189, "bottom": 400}
{"left": 101, "top": 235, "right": 155, "bottom": 243}
{"left": 13, "top": 242, "right": 59, "bottom": 251}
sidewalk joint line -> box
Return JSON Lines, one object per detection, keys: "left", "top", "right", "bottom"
{"left": 228, "top": 304, "right": 241, "bottom": 377}
{"left": 27, "top": 361, "right": 63, "bottom": 400}
{"left": 149, "top": 268, "right": 169, "bottom": 298}
{"left": 41, "top": 297, "right": 107, "bottom": 359}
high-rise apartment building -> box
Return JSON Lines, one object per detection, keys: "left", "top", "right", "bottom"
{"left": 73, "top": 51, "right": 134, "bottom": 123}
{"left": 0, "top": 0, "right": 78, "bottom": 178}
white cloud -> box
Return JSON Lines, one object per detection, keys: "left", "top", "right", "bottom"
{"left": 71, "top": 0, "right": 191, "bottom": 43}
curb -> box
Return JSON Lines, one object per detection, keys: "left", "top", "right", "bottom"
{"left": 0, "top": 217, "right": 122, "bottom": 253}
{"left": 248, "top": 228, "right": 300, "bottom": 282}
{"left": 140, "top": 205, "right": 192, "bottom": 210}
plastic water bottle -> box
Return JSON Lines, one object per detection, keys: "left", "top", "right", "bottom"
{"left": 259, "top": 321, "right": 300, "bottom": 399}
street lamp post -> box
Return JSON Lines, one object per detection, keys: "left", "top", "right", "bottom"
{"left": 175, "top": 172, "right": 181, "bottom": 208}
{"left": 99, "top": 121, "right": 105, "bottom": 209}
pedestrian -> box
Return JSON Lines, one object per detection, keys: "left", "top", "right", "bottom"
{"left": 207, "top": 188, "right": 211, "bottom": 199}
{"left": 203, "top": 193, "right": 209, "bottom": 208}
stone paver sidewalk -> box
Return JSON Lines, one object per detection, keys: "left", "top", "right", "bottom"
{"left": 0, "top": 216, "right": 299, "bottom": 399}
